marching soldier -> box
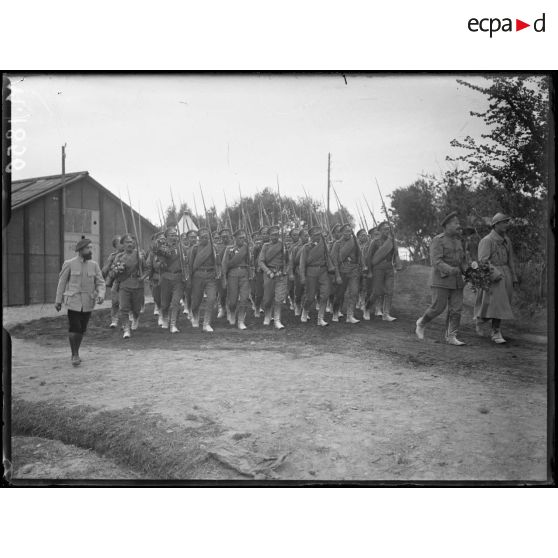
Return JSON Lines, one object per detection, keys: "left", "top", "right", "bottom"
{"left": 101, "top": 235, "right": 123, "bottom": 328}
{"left": 156, "top": 227, "right": 187, "bottom": 333}
{"left": 252, "top": 225, "right": 270, "bottom": 317}
{"left": 326, "top": 223, "right": 343, "bottom": 314}
{"left": 55, "top": 238, "right": 105, "bottom": 366}
{"left": 190, "top": 227, "right": 220, "bottom": 332}
{"left": 415, "top": 212, "right": 467, "bottom": 346}
{"left": 331, "top": 224, "right": 361, "bottom": 324}
{"left": 299, "top": 225, "right": 340, "bottom": 326}
{"left": 145, "top": 231, "right": 165, "bottom": 326}
{"left": 288, "top": 227, "right": 309, "bottom": 316}
{"left": 367, "top": 221, "right": 399, "bottom": 321}
{"left": 182, "top": 229, "right": 198, "bottom": 317}
{"left": 286, "top": 228, "right": 300, "bottom": 310}
{"left": 216, "top": 228, "right": 232, "bottom": 319}
{"left": 258, "top": 225, "right": 289, "bottom": 329}
{"left": 474, "top": 213, "right": 518, "bottom": 344}
{"left": 111, "top": 234, "right": 146, "bottom": 339}
{"left": 222, "top": 228, "right": 253, "bottom": 330}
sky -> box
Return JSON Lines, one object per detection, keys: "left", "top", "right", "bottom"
{"left": 9, "top": 73, "right": 493, "bottom": 227}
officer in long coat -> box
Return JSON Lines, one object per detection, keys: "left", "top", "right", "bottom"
{"left": 415, "top": 212, "right": 467, "bottom": 345}
{"left": 474, "top": 213, "right": 518, "bottom": 344}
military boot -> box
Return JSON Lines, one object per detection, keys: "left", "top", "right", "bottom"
{"left": 274, "top": 305, "right": 285, "bottom": 330}
{"left": 170, "top": 310, "right": 180, "bottom": 333}
{"left": 237, "top": 311, "right": 247, "bottom": 330}
{"left": 263, "top": 308, "right": 272, "bottom": 326}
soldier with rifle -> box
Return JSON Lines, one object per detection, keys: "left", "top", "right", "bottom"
{"left": 181, "top": 229, "right": 198, "bottom": 317}
{"left": 252, "top": 225, "right": 270, "bottom": 317}
{"left": 299, "top": 224, "right": 341, "bottom": 327}
{"left": 330, "top": 223, "right": 362, "bottom": 324}
{"left": 152, "top": 226, "right": 187, "bottom": 333}
{"left": 258, "top": 224, "right": 289, "bottom": 329}
{"left": 216, "top": 227, "right": 232, "bottom": 319}
{"left": 102, "top": 235, "right": 124, "bottom": 329}
{"left": 222, "top": 228, "right": 253, "bottom": 330}
{"left": 286, "top": 228, "right": 300, "bottom": 310}
{"left": 144, "top": 231, "right": 165, "bottom": 326}
{"left": 288, "top": 226, "right": 309, "bottom": 316}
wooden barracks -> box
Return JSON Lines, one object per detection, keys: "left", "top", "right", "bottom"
{"left": 3, "top": 171, "right": 157, "bottom": 306}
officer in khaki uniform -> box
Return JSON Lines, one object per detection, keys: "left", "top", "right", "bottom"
{"left": 55, "top": 238, "right": 106, "bottom": 366}
{"left": 222, "top": 228, "right": 252, "bottom": 330}
{"left": 415, "top": 212, "right": 467, "bottom": 346}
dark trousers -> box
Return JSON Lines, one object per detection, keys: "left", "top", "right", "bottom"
{"left": 293, "top": 269, "right": 305, "bottom": 306}
{"left": 253, "top": 271, "right": 265, "bottom": 309}
{"left": 67, "top": 310, "right": 91, "bottom": 334}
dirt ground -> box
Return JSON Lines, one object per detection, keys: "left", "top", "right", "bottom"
{"left": 5, "top": 265, "right": 549, "bottom": 482}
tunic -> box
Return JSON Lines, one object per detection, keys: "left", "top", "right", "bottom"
{"left": 427, "top": 233, "right": 466, "bottom": 290}
{"left": 55, "top": 256, "right": 106, "bottom": 311}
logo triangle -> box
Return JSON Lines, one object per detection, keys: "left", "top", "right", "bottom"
{"left": 516, "top": 19, "right": 530, "bottom": 31}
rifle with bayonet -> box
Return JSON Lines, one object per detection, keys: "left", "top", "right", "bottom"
{"left": 276, "top": 177, "right": 287, "bottom": 275}
{"left": 169, "top": 187, "right": 189, "bottom": 281}
{"left": 375, "top": 178, "right": 401, "bottom": 270}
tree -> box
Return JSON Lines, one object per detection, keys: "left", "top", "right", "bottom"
{"left": 448, "top": 76, "right": 550, "bottom": 261}
{"left": 390, "top": 179, "right": 438, "bottom": 261}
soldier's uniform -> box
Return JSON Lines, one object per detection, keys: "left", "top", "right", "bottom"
{"left": 101, "top": 236, "right": 123, "bottom": 328}
{"left": 252, "top": 226, "right": 269, "bottom": 316}
{"left": 157, "top": 228, "right": 187, "bottom": 333}
{"left": 222, "top": 229, "right": 252, "bottom": 330}
{"left": 330, "top": 225, "right": 361, "bottom": 324}
{"left": 288, "top": 228, "right": 308, "bottom": 316}
{"left": 474, "top": 213, "right": 517, "bottom": 344}
{"left": 286, "top": 229, "right": 300, "bottom": 310}
{"left": 145, "top": 232, "right": 165, "bottom": 323}
{"left": 216, "top": 229, "right": 232, "bottom": 319}
{"left": 55, "top": 238, "right": 106, "bottom": 365}
{"left": 258, "top": 225, "right": 288, "bottom": 329}
{"left": 362, "top": 227, "right": 380, "bottom": 320}
{"left": 190, "top": 227, "right": 220, "bottom": 332}
{"left": 416, "top": 212, "right": 467, "bottom": 345}
{"left": 182, "top": 229, "right": 198, "bottom": 317}
{"left": 299, "top": 226, "right": 335, "bottom": 326}
{"left": 112, "top": 235, "right": 146, "bottom": 338}
{"left": 367, "top": 223, "right": 398, "bottom": 321}
{"left": 326, "top": 224, "right": 343, "bottom": 314}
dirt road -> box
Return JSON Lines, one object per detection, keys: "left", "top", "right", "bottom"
{"left": 6, "top": 266, "right": 548, "bottom": 482}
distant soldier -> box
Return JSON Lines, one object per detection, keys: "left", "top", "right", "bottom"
{"left": 474, "top": 213, "right": 519, "bottom": 344}
{"left": 190, "top": 227, "right": 220, "bottom": 332}
{"left": 300, "top": 225, "right": 340, "bottom": 326}
{"left": 367, "top": 221, "right": 399, "bottom": 321}
{"left": 222, "top": 228, "right": 253, "bottom": 330}
{"left": 415, "top": 212, "right": 467, "bottom": 346}
{"left": 101, "top": 235, "right": 123, "bottom": 328}
{"left": 288, "top": 227, "right": 309, "bottom": 316}
{"left": 258, "top": 225, "right": 289, "bottom": 329}
{"left": 330, "top": 224, "right": 361, "bottom": 324}
{"left": 252, "top": 225, "right": 270, "bottom": 317}
{"left": 144, "top": 231, "right": 165, "bottom": 325}
{"left": 111, "top": 234, "right": 146, "bottom": 339}
{"left": 216, "top": 228, "right": 232, "bottom": 319}
{"left": 55, "top": 238, "right": 105, "bottom": 366}
{"left": 362, "top": 226, "right": 381, "bottom": 320}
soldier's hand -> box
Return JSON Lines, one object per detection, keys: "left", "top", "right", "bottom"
{"left": 54, "top": 303, "right": 62, "bottom": 312}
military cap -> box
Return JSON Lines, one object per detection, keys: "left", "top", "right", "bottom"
{"left": 219, "top": 227, "right": 232, "bottom": 235}
{"left": 233, "top": 228, "right": 246, "bottom": 237}
{"left": 491, "top": 212, "right": 511, "bottom": 226}
{"left": 440, "top": 212, "right": 459, "bottom": 227}
{"left": 330, "top": 224, "right": 342, "bottom": 234}
{"left": 377, "top": 221, "right": 389, "bottom": 229}
{"left": 197, "top": 226, "right": 210, "bottom": 235}
{"left": 341, "top": 223, "right": 353, "bottom": 233}
{"left": 367, "top": 227, "right": 377, "bottom": 235}
{"left": 180, "top": 232, "right": 189, "bottom": 239}
{"left": 308, "top": 225, "right": 322, "bottom": 236}
{"left": 165, "top": 226, "right": 178, "bottom": 236}
{"left": 259, "top": 226, "right": 270, "bottom": 234}
{"left": 75, "top": 238, "right": 92, "bottom": 252}
{"left": 356, "top": 228, "right": 367, "bottom": 237}
{"left": 121, "top": 233, "right": 136, "bottom": 243}
{"left": 186, "top": 229, "right": 198, "bottom": 236}
{"left": 268, "top": 225, "right": 280, "bottom": 234}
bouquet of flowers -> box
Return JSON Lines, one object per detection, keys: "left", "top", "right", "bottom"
{"left": 110, "top": 259, "right": 127, "bottom": 278}
{"left": 463, "top": 261, "right": 492, "bottom": 293}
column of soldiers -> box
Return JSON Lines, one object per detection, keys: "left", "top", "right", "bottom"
{"left": 98, "top": 210, "right": 517, "bottom": 346}
{"left": 101, "top": 218, "right": 405, "bottom": 338}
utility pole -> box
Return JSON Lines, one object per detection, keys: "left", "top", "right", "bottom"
{"left": 327, "top": 152, "right": 331, "bottom": 221}
{"left": 60, "top": 143, "right": 67, "bottom": 266}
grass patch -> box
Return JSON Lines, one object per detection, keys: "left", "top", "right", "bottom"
{"left": 11, "top": 398, "right": 236, "bottom": 480}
